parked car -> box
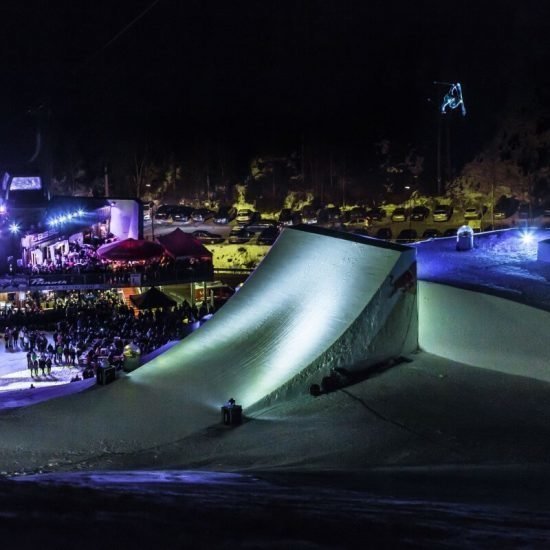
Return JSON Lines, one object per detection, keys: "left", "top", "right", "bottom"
{"left": 375, "top": 227, "right": 392, "bottom": 240}
{"left": 228, "top": 227, "right": 255, "bottom": 243}
{"left": 347, "top": 206, "right": 367, "bottom": 222}
{"left": 391, "top": 207, "right": 407, "bottom": 222}
{"left": 192, "top": 230, "right": 225, "bottom": 244}
{"left": 493, "top": 208, "right": 508, "bottom": 220}
{"left": 411, "top": 206, "right": 430, "bottom": 221}
{"left": 464, "top": 206, "right": 483, "bottom": 220}
{"left": 257, "top": 226, "right": 280, "bottom": 245}
{"left": 433, "top": 205, "right": 453, "bottom": 222}
{"left": 422, "top": 228, "right": 442, "bottom": 239}
{"left": 191, "top": 208, "right": 214, "bottom": 223}
{"left": 154, "top": 204, "right": 176, "bottom": 224}
{"left": 301, "top": 205, "right": 319, "bottom": 224}
{"left": 214, "top": 206, "right": 237, "bottom": 224}
{"left": 318, "top": 206, "right": 342, "bottom": 224}
{"left": 343, "top": 216, "right": 369, "bottom": 229}
{"left": 443, "top": 227, "right": 458, "bottom": 237}
{"left": 236, "top": 209, "right": 257, "bottom": 225}
{"left": 143, "top": 203, "right": 152, "bottom": 221}
{"left": 171, "top": 205, "right": 194, "bottom": 224}
{"left": 246, "top": 219, "right": 278, "bottom": 233}
{"left": 278, "top": 208, "right": 301, "bottom": 226}
{"left": 366, "top": 207, "right": 386, "bottom": 221}
{"left": 396, "top": 229, "right": 417, "bottom": 243}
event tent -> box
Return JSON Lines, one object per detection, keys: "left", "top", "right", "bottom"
{"left": 156, "top": 228, "right": 212, "bottom": 260}
{"left": 96, "top": 238, "right": 166, "bottom": 261}
{"left": 129, "top": 286, "right": 177, "bottom": 309}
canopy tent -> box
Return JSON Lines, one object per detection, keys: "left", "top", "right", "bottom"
{"left": 96, "top": 238, "right": 165, "bottom": 262}
{"left": 129, "top": 286, "right": 177, "bottom": 310}
{"left": 156, "top": 228, "right": 212, "bottom": 260}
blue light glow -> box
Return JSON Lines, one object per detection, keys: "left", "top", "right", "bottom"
{"left": 520, "top": 230, "right": 534, "bottom": 244}
{"left": 47, "top": 210, "right": 85, "bottom": 227}
{"left": 441, "top": 82, "right": 466, "bottom": 116}
{"left": 9, "top": 222, "right": 20, "bottom": 234}
{"left": 9, "top": 176, "right": 42, "bottom": 191}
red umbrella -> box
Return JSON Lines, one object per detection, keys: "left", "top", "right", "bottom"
{"left": 97, "top": 238, "right": 166, "bottom": 262}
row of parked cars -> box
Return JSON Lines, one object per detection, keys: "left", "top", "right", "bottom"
{"left": 151, "top": 204, "right": 224, "bottom": 225}
{"left": 191, "top": 224, "right": 280, "bottom": 246}
{"left": 388, "top": 201, "right": 550, "bottom": 224}
{"left": 386, "top": 205, "right": 483, "bottom": 223}
{"left": 147, "top": 199, "right": 549, "bottom": 248}
{"left": 278, "top": 204, "right": 479, "bottom": 226}
{"left": 150, "top": 204, "right": 267, "bottom": 226}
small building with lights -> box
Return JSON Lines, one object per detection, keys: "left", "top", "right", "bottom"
{"left": 0, "top": 181, "right": 214, "bottom": 309}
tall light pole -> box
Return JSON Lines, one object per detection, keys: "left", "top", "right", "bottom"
{"left": 150, "top": 201, "right": 155, "bottom": 241}
{"left": 433, "top": 81, "right": 466, "bottom": 196}
{"left": 405, "top": 185, "right": 413, "bottom": 230}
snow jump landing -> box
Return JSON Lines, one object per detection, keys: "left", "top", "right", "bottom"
{"left": 0, "top": 226, "right": 417, "bottom": 464}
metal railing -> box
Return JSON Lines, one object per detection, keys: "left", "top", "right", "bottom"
{"left": 0, "top": 265, "right": 214, "bottom": 291}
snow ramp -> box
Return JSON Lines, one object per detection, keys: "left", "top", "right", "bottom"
{"left": 0, "top": 226, "right": 417, "bottom": 464}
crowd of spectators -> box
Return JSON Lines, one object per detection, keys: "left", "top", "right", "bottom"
{"left": 0, "top": 290, "right": 216, "bottom": 378}
{"left": 4, "top": 239, "right": 212, "bottom": 286}
{"left": 21, "top": 241, "right": 176, "bottom": 277}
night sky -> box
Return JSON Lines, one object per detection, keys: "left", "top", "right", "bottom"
{"left": 0, "top": 0, "right": 548, "bottom": 175}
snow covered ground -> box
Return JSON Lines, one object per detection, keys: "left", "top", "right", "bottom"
{"left": 1, "top": 225, "right": 550, "bottom": 547}
{"left": 415, "top": 227, "right": 550, "bottom": 311}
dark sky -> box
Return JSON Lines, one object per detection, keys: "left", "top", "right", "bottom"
{"left": 0, "top": 0, "right": 548, "bottom": 172}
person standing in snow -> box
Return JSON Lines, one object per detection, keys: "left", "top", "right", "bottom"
{"left": 32, "top": 358, "right": 39, "bottom": 377}
{"left": 27, "top": 351, "right": 33, "bottom": 376}
{"left": 38, "top": 354, "right": 46, "bottom": 376}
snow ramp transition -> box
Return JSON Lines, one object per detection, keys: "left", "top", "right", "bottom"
{"left": 0, "top": 226, "right": 417, "bottom": 462}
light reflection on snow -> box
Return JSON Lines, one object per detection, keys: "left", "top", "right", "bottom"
{"left": 0, "top": 366, "right": 79, "bottom": 393}
{"left": 145, "top": 228, "right": 407, "bottom": 408}
{"left": 17, "top": 469, "right": 263, "bottom": 488}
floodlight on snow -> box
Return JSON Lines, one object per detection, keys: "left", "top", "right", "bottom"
{"left": 520, "top": 230, "right": 534, "bottom": 244}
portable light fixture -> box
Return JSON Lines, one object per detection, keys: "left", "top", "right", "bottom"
{"left": 520, "top": 230, "right": 534, "bottom": 245}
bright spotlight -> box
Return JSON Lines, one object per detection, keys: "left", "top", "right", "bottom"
{"left": 77, "top": 209, "right": 84, "bottom": 216}
{"left": 520, "top": 231, "right": 534, "bottom": 244}
{"left": 9, "top": 222, "right": 20, "bottom": 234}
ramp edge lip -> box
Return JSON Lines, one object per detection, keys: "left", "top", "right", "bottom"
{"left": 288, "top": 224, "right": 413, "bottom": 252}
